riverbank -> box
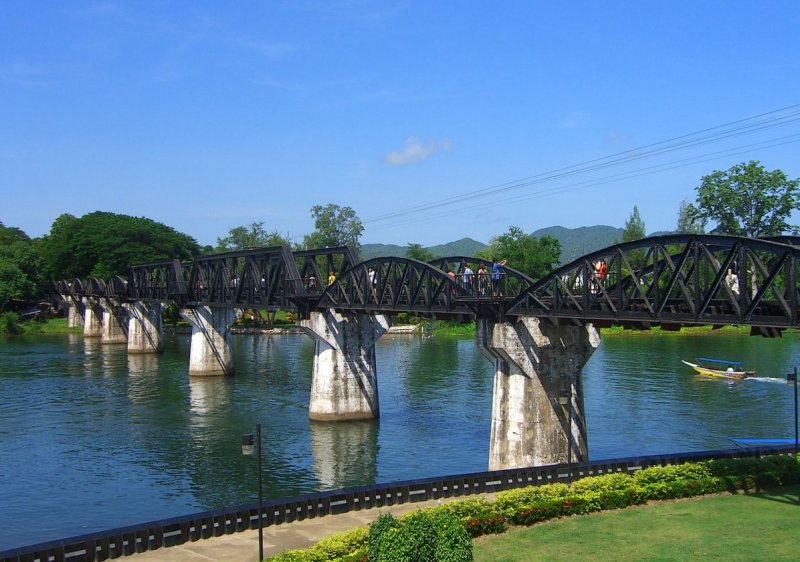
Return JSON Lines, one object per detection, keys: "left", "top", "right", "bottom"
{"left": 4, "top": 315, "right": 762, "bottom": 338}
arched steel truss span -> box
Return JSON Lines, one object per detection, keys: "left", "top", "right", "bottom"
{"left": 507, "top": 234, "right": 800, "bottom": 334}
{"left": 55, "top": 235, "right": 800, "bottom": 333}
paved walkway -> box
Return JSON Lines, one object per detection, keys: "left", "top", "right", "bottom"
{"left": 127, "top": 496, "right": 468, "bottom": 562}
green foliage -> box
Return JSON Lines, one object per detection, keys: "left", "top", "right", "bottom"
{"left": 369, "top": 511, "right": 472, "bottom": 562}
{"left": 267, "top": 455, "right": 800, "bottom": 561}
{"left": 0, "top": 223, "right": 46, "bottom": 310}
{"left": 407, "top": 243, "right": 435, "bottom": 262}
{"left": 622, "top": 205, "right": 646, "bottom": 242}
{"left": 0, "top": 258, "right": 37, "bottom": 310}
{"left": 215, "top": 222, "right": 289, "bottom": 252}
{"left": 690, "top": 160, "right": 800, "bottom": 236}
{"left": 38, "top": 211, "right": 200, "bottom": 279}
{"left": 1, "top": 311, "right": 23, "bottom": 335}
{"left": 268, "top": 528, "right": 368, "bottom": 561}
{"left": 676, "top": 198, "right": 705, "bottom": 234}
{"left": 477, "top": 226, "right": 560, "bottom": 279}
{"left": 435, "top": 498, "right": 507, "bottom": 537}
{"left": 303, "top": 204, "right": 363, "bottom": 251}
{"left": 0, "top": 222, "right": 31, "bottom": 244}
{"left": 369, "top": 513, "right": 399, "bottom": 560}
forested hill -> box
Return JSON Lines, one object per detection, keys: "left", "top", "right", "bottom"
{"left": 531, "top": 225, "right": 624, "bottom": 264}
{"left": 360, "top": 237, "right": 487, "bottom": 260}
{"left": 361, "top": 226, "right": 627, "bottom": 264}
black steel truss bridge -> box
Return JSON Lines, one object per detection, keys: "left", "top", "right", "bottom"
{"left": 56, "top": 234, "right": 800, "bottom": 335}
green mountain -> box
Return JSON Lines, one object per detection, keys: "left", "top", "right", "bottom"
{"left": 531, "top": 225, "right": 624, "bottom": 264}
{"left": 361, "top": 227, "right": 669, "bottom": 265}
{"left": 361, "top": 237, "right": 488, "bottom": 260}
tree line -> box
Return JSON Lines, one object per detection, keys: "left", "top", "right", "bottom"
{"left": 1, "top": 160, "right": 797, "bottom": 313}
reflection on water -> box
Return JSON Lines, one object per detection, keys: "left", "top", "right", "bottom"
{"left": 1, "top": 330, "right": 800, "bottom": 550}
{"left": 310, "top": 420, "right": 378, "bottom": 489}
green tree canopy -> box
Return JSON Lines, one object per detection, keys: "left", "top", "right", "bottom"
{"left": 0, "top": 258, "right": 36, "bottom": 311}
{"left": 302, "top": 204, "right": 363, "bottom": 251}
{"left": 477, "top": 226, "right": 561, "bottom": 280}
{"left": 676, "top": 199, "right": 705, "bottom": 234}
{"left": 215, "top": 222, "right": 290, "bottom": 252}
{"left": 38, "top": 211, "right": 200, "bottom": 279}
{"left": 406, "top": 243, "right": 434, "bottom": 262}
{"left": 689, "top": 161, "right": 800, "bottom": 237}
{"left": 622, "top": 205, "right": 646, "bottom": 242}
{"left": 0, "top": 222, "right": 30, "bottom": 245}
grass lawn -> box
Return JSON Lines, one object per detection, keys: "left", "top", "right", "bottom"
{"left": 474, "top": 485, "right": 800, "bottom": 561}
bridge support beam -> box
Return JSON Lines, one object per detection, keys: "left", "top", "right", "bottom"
{"left": 300, "top": 310, "right": 389, "bottom": 421}
{"left": 126, "top": 301, "right": 163, "bottom": 354}
{"left": 82, "top": 298, "right": 103, "bottom": 338}
{"left": 100, "top": 299, "right": 128, "bottom": 344}
{"left": 477, "top": 317, "right": 600, "bottom": 471}
{"left": 181, "top": 306, "right": 236, "bottom": 376}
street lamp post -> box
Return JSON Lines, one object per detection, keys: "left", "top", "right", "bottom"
{"left": 242, "top": 424, "right": 263, "bottom": 561}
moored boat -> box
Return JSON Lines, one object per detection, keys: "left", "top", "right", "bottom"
{"left": 681, "top": 357, "right": 756, "bottom": 380}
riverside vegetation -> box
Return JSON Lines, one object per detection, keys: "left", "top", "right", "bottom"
{"left": 264, "top": 454, "right": 800, "bottom": 561}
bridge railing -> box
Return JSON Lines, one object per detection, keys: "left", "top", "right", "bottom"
{"left": 0, "top": 445, "right": 792, "bottom": 562}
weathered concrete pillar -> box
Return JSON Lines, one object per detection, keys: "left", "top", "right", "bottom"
{"left": 67, "top": 297, "right": 85, "bottom": 328}
{"left": 126, "top": 301, "right": 163, "bottom": 354}
{"left": 82, "top": 298, "right": 103, "bottom": 338}
{"left": 180, "top": 306, "right": 236, "bottom": 376}
{"left": 300, "top": 310, "right": 389, "bottom": 421}
{"left": 476, "top": 316, "right": 600, "bottom": 470}
{"left": 100, "top": 299, "right": 128, "bottom": 344}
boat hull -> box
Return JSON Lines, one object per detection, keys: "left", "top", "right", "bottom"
{"left": 681, "top": 360, "right": 755, "bottom": 380}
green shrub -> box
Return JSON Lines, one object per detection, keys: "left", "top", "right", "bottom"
{"left": 314, "top": 528, "right": 368, "bottom": 560}
{"left": 435, "top": 498, "right": 506, "bottom": 537}
{"left": 369, "top": 513, "right": 399, "bottom": 560}
{"left": 430, "top": 512, "right": 472, "bottom": 562}
{"left": 1, "top": 311, "right": 22, "bottom": 335}
{"left": 571, "top": 472, "right": 629, "bottom": 492}
{"left": 494, "top": 482, "right": 569, "bottom": 511}
{"left": 370, "top": 511, "right": 473, "bottom": 561}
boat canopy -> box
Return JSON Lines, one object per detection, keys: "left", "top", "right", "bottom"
{"left": 696, "top": 357, "right": 745, "bottom": 365}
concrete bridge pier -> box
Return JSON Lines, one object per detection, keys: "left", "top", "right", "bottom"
{"left": 476, "top": 316, "right": 601, "bottom": 471}
{"left": 82, "top": 298, "right": 103, "bottom": 338}
{"left": 181, "top": 306, "right": 236, "bottom": 376}
{"left": 100, "top": 299, "right": 128, "bottom": 344}
{"left": 126, "top": 301, "right": 163, "bottom": 353}
{"left": 67, "top": 297, "right": 85, "bottom": 328}
{"left": 300, "top": 310, "right": 389, "bottom": 421}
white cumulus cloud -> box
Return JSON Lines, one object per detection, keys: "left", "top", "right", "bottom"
{"left": 384, "top": 137, "right": 452, "bottom": 166}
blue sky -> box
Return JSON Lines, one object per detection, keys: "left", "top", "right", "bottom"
{"left": 2, "top": 1, "right": 799, "bottom": 248}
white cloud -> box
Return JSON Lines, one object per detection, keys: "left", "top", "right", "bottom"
{"left": 384, "top": 137, "right": 452, "bottom": 166}
{"left": 557, "top": 111, "right": 587, "bottom": 129}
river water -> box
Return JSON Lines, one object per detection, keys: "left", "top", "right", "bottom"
{"left": 0, "top": 329, "right": 798, "bottom": 550}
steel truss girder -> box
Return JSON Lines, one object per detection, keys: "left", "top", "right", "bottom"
{"left": 507, "top": 234, "right": 800, "bottom": 329}
{"left": 316, "top": 257, "right": 474, "bottom": 317}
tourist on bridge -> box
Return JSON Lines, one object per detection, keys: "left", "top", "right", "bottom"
{"left": 327, "top": 271, "right": 336, "bottom": 285}
{"left": 462, "top": 262, "right": 473, "bottom": 287}
{"left": 476, "top": 263, "right": 488, "bottom": 296}
{"left": 491, "top": 258, "right": 507, "bottom": 296}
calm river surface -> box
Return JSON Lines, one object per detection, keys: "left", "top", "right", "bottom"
{"left": 1, "top": 329, "right": 798, "bottom": 550}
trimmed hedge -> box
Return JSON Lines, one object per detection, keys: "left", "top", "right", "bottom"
{"left": 265, "top": 454, "right": 800, "bottom": 562}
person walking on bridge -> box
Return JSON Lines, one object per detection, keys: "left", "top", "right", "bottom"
{"left": 491, "top": 258, "right": 507, "bottom": 296}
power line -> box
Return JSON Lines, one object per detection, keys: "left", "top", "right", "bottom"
{"left": 363, "top": 104, "right": 800, "bottom": 225}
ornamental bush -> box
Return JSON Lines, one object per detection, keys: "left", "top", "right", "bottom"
{"left": 265, "top": 454, "right": 800, "bottom": 561}
{"left": 434, "top": 498, "right": 507, "bottom": 537}
{"left": 370, "top": 511, "right": 472, "bottom": 561}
